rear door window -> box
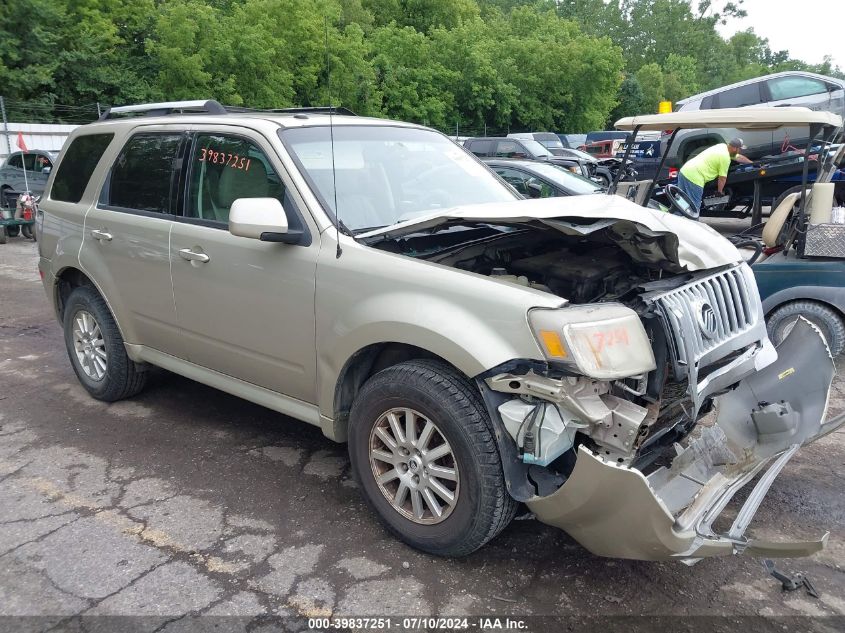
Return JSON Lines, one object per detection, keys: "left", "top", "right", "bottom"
{"left": 495, "top": 140, "right": 524, "bottom": 158}
{"left": 715, "top": 82, "right": 763, "bottom": 108}
{"left": 7, "top": 154, "right": 23, "bottom": 169}
{"left": 50, "top": 134, "right": 114, "bottom": 203}
{"left": 106, "top": 133, "right": 183, "bottom": 213}
{"left": 466, "top": 140, "right": 492, "bottom": 156}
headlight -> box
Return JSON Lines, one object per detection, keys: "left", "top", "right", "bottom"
{"left": 528, "top": 305, "right": 656, "bottom": 380}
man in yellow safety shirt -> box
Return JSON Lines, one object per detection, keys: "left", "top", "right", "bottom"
{"left": 677, "top": 138, "right": 752, "bottom": 218}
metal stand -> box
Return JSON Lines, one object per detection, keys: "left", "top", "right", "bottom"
{"left": 751, "top": 179, "right": 763, "bottom": 225}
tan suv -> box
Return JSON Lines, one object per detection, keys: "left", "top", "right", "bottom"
{"left": 37, "top": 100, "right": 842, "bottom": 562}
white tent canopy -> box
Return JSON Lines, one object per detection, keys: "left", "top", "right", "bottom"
{"left": 614, "top": 107, "right": 842, "bottom": 131}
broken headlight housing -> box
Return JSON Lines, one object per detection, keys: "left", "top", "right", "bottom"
{"left": 528, "top": 304, "right": 656, "bottom": 380}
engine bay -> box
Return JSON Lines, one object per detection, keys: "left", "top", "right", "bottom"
{"left": 384, "top": 222, "right": 683, "bottom": 305}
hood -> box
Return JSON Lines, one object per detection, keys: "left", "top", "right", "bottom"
{"left": 359, "top": 195, "right": 742, "bottom": 271}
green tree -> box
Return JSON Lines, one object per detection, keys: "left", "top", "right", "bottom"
{"left": 662, "top": 53, "right": 698, "bottom": 103}
{"left": 635, "top": 62, "right": 665, "bottom": 113}
{"left": 609, "top": 74, "right": 646, "bottom": 124}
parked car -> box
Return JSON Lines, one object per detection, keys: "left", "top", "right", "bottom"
{"left": 38, "top": 100, "right": 841, "bottom": 563}
{"left": 615, "top": 106, "right": 845, "bottom": 358}
{"left": 484, "top": 158, "right": 603, "bottom": 197}
{"left": 663, "top": 71, "right": 845, "bottom": 170}
{"left": 557, "top": 133, "right": 586, "bottom": 149}
{"left": 581, "top": 139, "right": 621, "bottom": 158}
{"left": 0, "top": 149, "right": 57, "bottom": 207}
{"left": 464, "top": 136, "right": 611, "bottom": 183}
{"left": 584, "top": 130, "right": 629, "bottom": 145}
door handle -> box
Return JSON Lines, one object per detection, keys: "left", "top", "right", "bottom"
{"left": 178, "top": 248, "right": 210, "bottom": 263}
{"left": 90, "top": 229, "right": 113, "bottom": 241}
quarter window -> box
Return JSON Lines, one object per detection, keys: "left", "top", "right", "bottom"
{"left": 767, "top": 76, "right": 827, "bottom": 101}
{"left": 186, "top": 134, "right": 286, "bottom": 225}
{"left": 51, "top": 134, "right": 114, "bottom": 203}
{"left": 108, "top": 133, "right": 182, "bottom": 213}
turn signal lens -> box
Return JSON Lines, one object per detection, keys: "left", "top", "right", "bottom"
{"left": 538, "top": 330, "right": 567, "bottom": 358}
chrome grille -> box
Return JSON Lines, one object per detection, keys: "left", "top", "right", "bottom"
{"left": 655, "top": 265, "right": 759, "bottom": 364}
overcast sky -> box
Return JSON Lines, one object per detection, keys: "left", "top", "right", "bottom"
{"left": 716, "top": 0, "right": 844, "bottom": 72}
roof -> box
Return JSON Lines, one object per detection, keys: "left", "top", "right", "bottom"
{"left": 677, "top": 71, "right": 845, "bottom": 105}
{"left": 80, "top": 112, "right": 421, "bottom": 133}
{"left": 614, "top": 107, "right": 843, "bottom": 131}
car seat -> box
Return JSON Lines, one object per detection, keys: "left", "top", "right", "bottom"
{"left": 211, "top": 162, "right": 270, "bottom": 223}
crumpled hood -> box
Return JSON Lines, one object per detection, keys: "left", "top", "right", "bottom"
{"left": 359, "top": 195, "right": 742, "bottom": 271}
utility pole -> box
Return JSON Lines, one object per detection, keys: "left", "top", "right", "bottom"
{"left": 0, "top": 96, "right": 10, "bottom": 156}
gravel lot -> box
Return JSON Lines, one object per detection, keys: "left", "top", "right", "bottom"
{"left": 1, "top": 234, "right": 843, "bottom": 631}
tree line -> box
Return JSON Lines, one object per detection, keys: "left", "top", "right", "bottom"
{"left": 1, "top": 0, "right": 841, "bottom": 133}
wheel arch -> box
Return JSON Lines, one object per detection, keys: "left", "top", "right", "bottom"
{"left": 762, "top": 286, "right": 845, "bottom": 319}
{"left": 676, "top": 133, "right": 726, "bottom": 165}
{"left": 53, "top": 266, "right": 130, "bottom": 345}
{"left": 330, "top": 342, "right": 470, "bottom": 443}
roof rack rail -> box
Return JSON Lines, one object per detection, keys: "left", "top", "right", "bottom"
{"left": 224, "top": 105, "right": 358, "bottom": 116}
{"left": 99, "top": 100, "right": 227, "bottom": 121}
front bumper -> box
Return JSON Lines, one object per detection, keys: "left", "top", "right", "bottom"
{"left": 525, "top": 318, "right": 841, "bottom": 562}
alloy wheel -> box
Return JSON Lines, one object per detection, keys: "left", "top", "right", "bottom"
{"left": 368, "top": 407, "right": 460, "bottom": 525}
{"left": 72, "top": 310, "right": 107, "bottom": 381}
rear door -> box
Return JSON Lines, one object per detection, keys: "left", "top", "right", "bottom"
{"left": 79, "top": 128, "right": 184, "bottom": 352}
{"left": 713, "top": 80, "right": 772, "bottom": 157}
{"left": 168, "top": 126, "right": 319, "bottom": 403}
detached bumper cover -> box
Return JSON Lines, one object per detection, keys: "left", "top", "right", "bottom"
{"left": 525, "top": 318, "right": 841, "bottom": 561}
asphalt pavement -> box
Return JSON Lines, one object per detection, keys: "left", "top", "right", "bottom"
{"left": 1, "top": 234, "right": 844, "bottom": 632}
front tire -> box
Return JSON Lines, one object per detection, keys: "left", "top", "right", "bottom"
{"left": 767, "top": 300, "right": 845, "bottom": 357}
{"left": 348, "top": 360, "right": 517, "bottom": 556}
{"left": 21, "top": 224, "right": 34, "bottom": 240}
{"left": 63, "top": 285, "right": 148, "bottom": 401}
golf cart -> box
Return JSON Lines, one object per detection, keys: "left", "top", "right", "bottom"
{"left": 612, "top": 107, "right": 845, "bottom": 355}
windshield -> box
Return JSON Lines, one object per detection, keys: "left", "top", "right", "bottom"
{"left": 527, "top": 162, "right": 603, "bottom": 194}
{"left": 281, "top": 125, "right": 518, "bottom": 231}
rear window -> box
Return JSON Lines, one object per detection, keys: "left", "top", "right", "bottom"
{"left": 50, "top": 134, "right": 113, "bottom": 203}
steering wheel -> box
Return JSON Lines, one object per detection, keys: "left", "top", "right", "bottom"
{"left": 663, "top": 183, "right": 700, "bottom": 220}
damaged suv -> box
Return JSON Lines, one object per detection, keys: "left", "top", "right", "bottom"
{"left": 38, "top": 101, "right": 842, "bottom": 562}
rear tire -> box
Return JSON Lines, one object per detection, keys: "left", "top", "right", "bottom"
{"left": 348, "top": 359, "right": 517, "bottom": 556}
{"left": 767, "top": 300, "right": 845, "bottom": 357}
{"left": 0, "top": 227, "right": 6, "bottom": 244}
{"left": 63, "top": 285, "right": 148, "bottom": 401}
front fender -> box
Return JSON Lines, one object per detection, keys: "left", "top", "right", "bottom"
{"left": 315, "top": 240, "right": 561, "bottom": 421}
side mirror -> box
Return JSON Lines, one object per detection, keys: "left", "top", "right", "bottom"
{"left": 42, "top": 166, "right": 51, "bottom": 175}
{"left": 229, "top": 197, "right": 300, "bottom": 243}
{"left": 526, "top": 182, "right": 543, "bottom": 198}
